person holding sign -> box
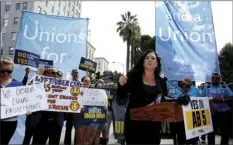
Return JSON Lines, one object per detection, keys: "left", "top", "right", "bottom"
{"left": 172, "top": 78, "right": 201, "bottom": 145}
{"left": 92, "top": 80, "right": 108, "bottom": 145}
{"left": 117, "top": 50, "right": 167, "bottom": 144}
{"left": 64, "top": 69, "right": 80, "bottom": 145}
{"left": 0, "top": 57, "right": 30, "bottom": 144}
{"left": 201, "top": 73, "right": 233, "bottom": 145}
{"left": 32, "top": 68, "right": 64, "bottom": 145}
{"left": 74, "top": 76, "right": 100, "bottom": 145}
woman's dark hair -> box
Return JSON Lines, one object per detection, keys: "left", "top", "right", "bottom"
{"left": 132, "top": 49, "right": 162, "bottom": 76}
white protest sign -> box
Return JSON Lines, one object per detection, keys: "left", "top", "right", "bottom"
{"left": 182, "top": 97, "right": 213, "bottom": 140}
{"left": 0, "top": 84, "right": 48, "bottom": 119}
{"left": 79, "top": 88, "right": 108, "bottom": 108}
{"left": 34, "top": 75, "right": 82, "bottom": 113}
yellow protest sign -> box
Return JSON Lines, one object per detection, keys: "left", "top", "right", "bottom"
{"left": 182, "top": 97, "right": 213, "bottom": 140}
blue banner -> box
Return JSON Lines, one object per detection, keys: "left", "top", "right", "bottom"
{"left": 156, "top": 1, "right": 220, "bottom": 81}
{"left": 83, "top": 106, "right": 106, "bottom": 124}
{"left": 13, "top": 49, "right": 40, "bottom": 71}
{"left": 13, "top": 11, "right": 88, "bottom": 81}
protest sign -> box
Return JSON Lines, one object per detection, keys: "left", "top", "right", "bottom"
{"left": 1, "top": 84, "right": 48, "bottom": 119}
{"left": 161, "top": 122, "right": 172, "bottom": 139}
{"left": 79, "top": 88, "right": 108, "bottom": 107}
{"left": 167, "top": 80, "right": 180, "bottom": 98}
{"left": 38, "top": 59, "right": 53, "bottom": 75}
{"left": 182, "top": 97, "right": 213, "bottom": 139}
{"left": 112, "top": 96, "right": 128, "bottom": 139}
{"left": 83, "top": 106, "right": 106, "bottom": 123}
{"left": 34, "top": 75, "right": 82, "bottom": 113}
{"left": 79, "top": 57, "right": 97, "bottom": 73}
{"left": 13, "top": 49, "right": 40, "bottom": 71}
{"left": 100, "top": 74, "right": 114, "bottom": 83}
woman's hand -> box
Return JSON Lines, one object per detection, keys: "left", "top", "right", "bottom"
{"left": 119, "top": 75, "right": 128, "bottom": 86}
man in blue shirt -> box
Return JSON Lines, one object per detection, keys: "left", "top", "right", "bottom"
{"left": 201, "top": 73, "right": 233, "bottom": 145}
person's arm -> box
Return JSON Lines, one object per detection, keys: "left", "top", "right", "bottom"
{"left": 225, "top": 86, "right": 233, "bottom": 97}
{"left": 22, "top": 74, "right": 28, "bottom": 85}
{"left": 116, "top": 73, "right": 131, "bottom": 99}
{"left": 22, "top": 68, "right": 30, "bottom": 85}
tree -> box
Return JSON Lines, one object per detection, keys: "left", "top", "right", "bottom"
{"left": 219, "top": 43, "right": 233, "bottom": 83}
{"left": 116, "top": 11, "right": 140, "bottom": 72}
{"left": 130, "top": 26, "right": 141, "bottom": 68}
{"left": 133, "top": 35, "right": 156, "bottom": 64}
{"left": 140, "top": 35, "right": 155, "bottom": 52}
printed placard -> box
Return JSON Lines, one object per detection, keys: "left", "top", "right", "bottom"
{"left": 83, "top": 106, "right": 106, "bottom": 123}
{"left": 34, "top": 75, "right": 107, "bottom": 113}
{"left": 182, "top": 97, "right": 213, "bottom": 139}
{"left": 13, "top": 49, "right": 40, "bottom": 71}
{"left": 79, "top": 57, "right": 97, "bottom": 73}
{"left": 34, "top": 75, "right": 82, "bottom": 113}
{"left": 100, "top": 74, "right": 114, "bottom": 83}
{"left": 78, "top": 88, "right": 108, "bottom": 107}
{"left": 38, "top": 59, "right": 54, "bottom": 75}
{"left": 0, "top": 84, "right": 48, "bottom": 119}
{"left": 167, "top": 80, "right": 180, "bottom": 98}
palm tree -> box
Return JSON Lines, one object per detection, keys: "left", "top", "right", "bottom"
{"left": 130, "top": 26, "right": 141, "bottom": 67}
{"left": 116, "top": 11, "right": 140, "bottom": 72}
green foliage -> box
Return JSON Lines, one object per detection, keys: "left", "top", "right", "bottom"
{"left": 219, "top": 43, "right": 233, "bottom": 83}
{"left": 140, "top": 35, "right": 155, "bottom": 52}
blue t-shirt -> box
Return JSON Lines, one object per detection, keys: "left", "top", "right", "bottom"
{"left": 1, "top": 80, "right": 23, "bottom": 121}
{"left": 201, "top": 84, "right": 233, "bottom": 112}
{"left": 172, "top": 86, "right": 201, "bottom": 99}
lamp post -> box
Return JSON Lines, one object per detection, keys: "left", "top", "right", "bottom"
{"left": 112, "top": 61, "right": 125, "bottom": 74}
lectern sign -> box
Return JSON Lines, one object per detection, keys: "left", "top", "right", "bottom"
{"left": 182, "top": 97, "right": 213, "bottom": 139}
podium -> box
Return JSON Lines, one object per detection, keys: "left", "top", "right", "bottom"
{"left": 130, "top": 102, "right": 183, "bottom": 122}
{"left": 130, "top": 98, "right": 233, "bottom": 122}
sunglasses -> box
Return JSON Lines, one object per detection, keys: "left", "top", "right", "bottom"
{"left": 84, "top": 80, "right": 90, "bottom": 82}
{"left": 212, "top": 77, "right": 220, "bottom": 79}
{"left": 0, "top": 70, "right": 13, "bottom": 74}
{"left": 51, "top": 72, "right": 56, "bottom": 75}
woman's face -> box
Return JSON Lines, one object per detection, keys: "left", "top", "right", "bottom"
{"left": 0, "top": 64, "right": 13, "bottom": 80}
{"left": 143, "top": 52, "right": 158, "bottom": 70}
{"left": 96, "top": 83, "right": 102, "bottom": 88}
{"left": 83, "top": 77, "right": 91, "bottom": 88}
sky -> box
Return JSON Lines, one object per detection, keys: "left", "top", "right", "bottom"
{"left": 81, "top": 1, "right": 232, "bottom": 74}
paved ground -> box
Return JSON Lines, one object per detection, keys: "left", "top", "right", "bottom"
{"left": 60, "top": 122, "right": 233, "bottom": 144}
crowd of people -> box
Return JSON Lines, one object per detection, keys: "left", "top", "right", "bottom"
{"left": 1, "top": 49, "right": 233, "bottom": 145}
{"left": 0, "top": 56, "right": 112, "bottom": 145}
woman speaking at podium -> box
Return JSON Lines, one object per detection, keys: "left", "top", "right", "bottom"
{"left": 117, "top": 50, "right": 167, "bottom": 144}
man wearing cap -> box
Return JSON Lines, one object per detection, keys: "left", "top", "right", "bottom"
{"left": 64, "top": 69, "right": 81, "bottom": 145}
{"left": 201, "top": 73, "right": 233, "bottom": 145}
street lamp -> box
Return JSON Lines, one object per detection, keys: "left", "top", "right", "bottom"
{"left": 112, "top": 61, "right": 125, "bottom": 74}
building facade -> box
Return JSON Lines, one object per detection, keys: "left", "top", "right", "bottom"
{"left": 86, "top": 41, "right": 96, "bottom": 61}
{"left": 94, "top": 57, "right": 109, "bottom": 75}
{"left": 0, "top": 0, "right": 82, "bottom": 56}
